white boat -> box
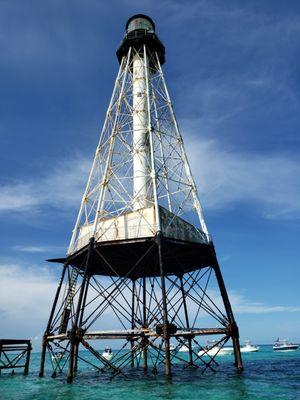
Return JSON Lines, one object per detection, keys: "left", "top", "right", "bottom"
{"left": 240, "top": 341, "right": 259, "bottom": 353}
{"left": 170, "top": 343, "right": 176, "bottom": 351}
{"left": 102, "top": 347, "right": 113, "bottom": 361}
{"left": 198, "top": 346, "right": 218, "bottom": 356}
{"left": 273, "top": 339, "right": 299, "bottom": 352}
{"left": 220, "top": 346, "right": 234, "bottom": 354}
{"left": 178, "top": 344, "right": 189, "bottom": 352}
{"left": 198, "top": 346, "right": 232, "bottom": 356}
{"left": 198, "top": 340, "right": 232, "bottom": 357}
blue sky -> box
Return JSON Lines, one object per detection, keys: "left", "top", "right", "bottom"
{"left": 0, "top": 0, "right": 300, "bottom": 346}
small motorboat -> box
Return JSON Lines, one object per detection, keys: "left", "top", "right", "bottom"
{"left": 273, "top": 339, "right": 299, "bottom": 352}
{"left": 102, "top": 347, "right": 113, "bottom": 361}
{"left": 198, "top": 340, "right": 233, "bottom": 356}
{"left": 170, "top": 343, "right": 176, "bottom": 351}
{"left": 220, "top": 346, "right": 234, "bottom": 354}
{"left": 179, "top": 344, "right": 194, "bottom": 353}
{"left": 51, "top": 351, "right": 64, "bottom": 361}
{"left": 198, "top": 346, "right": 218, "bottom": 357}
{"left": 240, "top": 341, "right": 259, "bottom": 353}
{"left": 178, "top": 344, "right": 189, "bottom": 352}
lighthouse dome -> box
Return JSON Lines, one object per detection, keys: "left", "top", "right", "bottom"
{"left": 126, "top": 14, "right": 155, "bottom": 34}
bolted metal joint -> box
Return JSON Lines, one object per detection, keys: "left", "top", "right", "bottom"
{"left": 155, "top": 323, "right": 177, "bottom": 336}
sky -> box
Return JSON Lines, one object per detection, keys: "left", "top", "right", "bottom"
{"left": 0, "top": 0, "right": 300, "bottom": 348}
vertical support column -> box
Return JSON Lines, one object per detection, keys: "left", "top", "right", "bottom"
{"left": 24, "top": 342, "right": 32, "bottom": 375}
{"left": 179, "top": 275, "right": 193, "bottom": 365}
{"left": 39, "top": 337, "right": 47, "bottom": 378}
{"left": 142, "top": 276, "right": 148, "bottom": 372}
{"left": 39, "top": 262, "right": 68, "bottom": 378}
{"left": 156, "top": 233, "right": 171, "bottom": 378}
{"left": 74, "top": 275, "right": 91, "bottom": 373}
{"left": 67, "top": 238, "right": 94, "bottom": 383}
{"left": 130, "top": 279, "right": 136, "bottom": 368}
{"left": 212, "top": 246, "right": 243, "bottom": 371}
{"left": 73, "top": 344, "right": 79, "bottom": 374}
{"left": 0, "top": 342, "right": 2, "bottom": 376}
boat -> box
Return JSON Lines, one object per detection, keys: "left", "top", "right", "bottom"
{"left": 170, "top": 343, "right": 176, "bottom": 351}
{"left": 102, "top": 347, "right": 113, "bottom": 360}
{"left": 178, "top": 342, "right": 197, "bottom": 352}
{"left": 178, "top": 344, "right": 189, "bottom": 352}
{"left": 220, "top": 346, "right": 234, "bottom": 354}
{"left": 51, "top": 351, "right": 64, "bottom": 361}
{"left": 198, "top": 346, "right": 232, "bottom": 356}
{"left": 240, "top": 341, "right": 259, "bottom": 353}
{"left": 273, "top": 339, "right": 299, "bottom": 352}
{"left": 198, "top": 340, "right": 233, "bottom": 356}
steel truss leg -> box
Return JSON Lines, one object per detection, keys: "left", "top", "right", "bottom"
{"left": 179, "top": 275, "right": 193, "bottom": 366}
{"left": 142, "top": 276, "right": 148, "bottom": 372}
{"left": 67, "top": 238, "right": 94, "bottom": 383}
{"left": 212, "top": 247, "right": 243, "bottom": 371}
{"left": 39, "top": 262, "right": 68, "bottom": 378}
{"left": 156, "top": 233, "right": 171, "bottom": 378}
{"left": 74, "top": 275, "right": 91, "bottom": 373}
{"left": 130, "top": 279, "right": 135, "bottom": 368}
{"left": 24, "top": 342, "right": 32, "bottom": 375}
{"left": 73, "top": 343, "right": 79, "bottom": 374}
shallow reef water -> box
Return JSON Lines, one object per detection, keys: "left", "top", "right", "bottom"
{"left": 0, "top": 345, "right": 299, "bottom": 400}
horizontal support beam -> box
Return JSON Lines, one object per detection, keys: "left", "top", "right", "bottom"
{"left": 175, "top": 328, "right": 229, "bottom": 337}
{"left": 0, "top": 339, "right": 31, "bottom": 345}
{"left": 46, "top": 327, "right": 228, "bottom": 341}
{"left": 0, "top": 365, "right": 26, "bottom": 369}
{"left": 0, "top": 347, "right": 28, "bottom": 351}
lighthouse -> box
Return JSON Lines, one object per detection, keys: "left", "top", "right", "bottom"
{"left": 39, "top": 14, "right": 243, "bottom": 382}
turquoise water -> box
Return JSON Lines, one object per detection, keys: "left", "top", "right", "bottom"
{"left": 0, "top": 346, "right": 299, "bottom": 399}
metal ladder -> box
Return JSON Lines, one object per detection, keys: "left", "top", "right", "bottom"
{"left": 59, "top": 267, "right": 79, "bottom": 334}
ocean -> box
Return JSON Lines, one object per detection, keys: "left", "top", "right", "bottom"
{"left": 0, "top": 345, "right": 299, "bottom": 400}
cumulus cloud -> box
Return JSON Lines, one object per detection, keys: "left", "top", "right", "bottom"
{"left": 185, "top": 285, "right": 300, "bottom": 321}
{"left": 0, "top": 154, "right": 90, "bottom": 213}
{"left": 0, "top": 138, "right": 299, "bottom": 220}
{"left": 229, "top": 291, "right": 300, "bottom": 314}
{"left": 12, "top": 245, "right": 65, "bottom": 253}
{"left": 0, "top": 263, "right": 57, "bottom": 339}
{"left": 186, "top": 137, "right": 300, "bottom": 219}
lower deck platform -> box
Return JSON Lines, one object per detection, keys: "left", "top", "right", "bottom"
{"left": 48, "top": 236, "right": 217, "bottom": 278}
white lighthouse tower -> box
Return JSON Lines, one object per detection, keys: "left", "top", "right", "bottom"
{"left": 39, "top": 15, "right": 243, "bottom": 382}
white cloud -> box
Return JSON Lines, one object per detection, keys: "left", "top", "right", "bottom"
{"left": 0, "top": 139, "right": 299, "bottom": 221}
{"left": 164, "top": 0, "right": 300, "bottom": 45}
{"left": 0, "top": 154, "right": 90, "bottom": 213}
{"left": 229, "top": 291, "right": 300, "bottom": 314}
{"left": 0, "top": 183, "right": 40, "bottom": 212}
{"left": 186, "top": 137, "right": 300, "bottom": 219}
{"left": 188, "top": 287, "right": 300, "bottom": 318}
{"left": 12, "top": 245, "right": 65, "bottom": 253}
{"left": 0, "top": 263, "right": 57, "bottom": 340}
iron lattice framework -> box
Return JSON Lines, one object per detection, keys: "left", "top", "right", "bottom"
{"left": 68, "top": 45, "right": 208, "bottom": 256}
{"left": 39, "top": 15, "right": 243, "bottom": 383}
